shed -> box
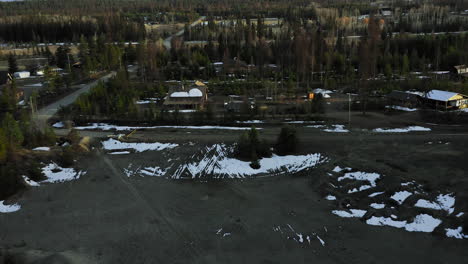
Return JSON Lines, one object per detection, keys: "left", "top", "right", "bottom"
{"left": 13, "top": 71, "right": 30, "bottom": 79}
{"left": 386, "top": 90, "right": 422, "bottom": 107}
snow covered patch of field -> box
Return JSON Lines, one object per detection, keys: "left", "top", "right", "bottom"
{"left": 338, "top": 171, "right": 381, "bottom": 193}
{"left": 22, "top": 176, "right": 40, "bottom": 187}
{"left": 332, "top": 166, "right": 351, "bottom": 173}
{"left": 42, "top": 163, "right": 85, "bottom": 183}
{"left": 32, "top": 147, "right": 50, "bottom": 151}
{"left": 174, "top": 144, "right": 325, "bottom": 179}
{"left": 370, "top": 203, "right": 385, "bottom": 209}
{"left": 102, "top": 139, "right": 178, "bottom": 153}
{"left": 307, "top": 124, "right": 349, "bottom": 132}
{"left": 136, "top": 98, "right": 159, "bottom": 104}
{"left": 324, "top": 125, "right": 349, "bottom": 133}
{"left": 369, "top": 191, "right": 385, "bottom": 197}
{"left": 0, "top": 201, "right": 21, "bottom": 213}
{"left": 236, "top": 120, "right": 264, "bottom": 124}
{"left": 109, "top": 151, "right": 131, "bottom": 155}
{"left": 52, "top": 122, "right": 65, "bottom": 128}
{"left": 325, "top": 195, "right": 337, "bottom": 201}
{"left": 414, "top": 194, "right": 455, "bottom": 214}
{"left": 390, "top": 191, "right": 412, "bottom": 204}
{"left": 385, "top": 105, "right": 418, "bottom": 112}
{"left": 332, "top": 209, "right": 366, "bottom": 218}
{"left": 367, "top": 214, "right": 441, "bottom": 232}
{"left": 75, "top": 123, "right": 257, "bottom": 131}
{"left": 139, "top": 166, "right": 167, "bottom": 177}
{"left": 284, "top": 120, "right": 325, "bottom": 124}
{"left": 373, "top": 126, "right": 431, "bottom": 133}
{"left": 445, "top": 227, "right": 468, "bottom": 239}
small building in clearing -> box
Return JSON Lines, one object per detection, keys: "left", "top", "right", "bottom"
{"left": 163, "top": 84, "right": 208, "bottom": 110}
{"left": 386, "top": 90, "right": 422, "bottom": 108}
{"left": 13, "top": 71, "right": 30, "bottom": 79}
{"left": 424, "top": 90, "right": 468, "bottom": 110}
{"left": 454, "top": 65, "right": 468, "bottom": 78}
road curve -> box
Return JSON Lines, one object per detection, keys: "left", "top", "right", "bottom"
{"left": 163, "top": 16, "right": 206, "bottom": 50}
{"left": 35, "top": 72, "right": 116, "bottom": 124}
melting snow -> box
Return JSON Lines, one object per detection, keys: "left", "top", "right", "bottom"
{"left": 390, "top": 191, "right": 412, "bottom": 204}
{"left": 102, "top": 139, "right": 178, "bottom": 152}
{"left": 338, "top": 171, "right": 380, "bottom": 193}
{"left": 369, "top": 191, "right": 385, "bottom": 197}
{"left": 109, "top": 151, "right": 131, "bottom": 155}
{"left": 445, "top": 227, "right": 468, "bottom": 239}
{"left": 373, "top": 126, "right": 431, "bottom": 133}
{"left": 236, "top": 120, "right": 264, "bottom": 124}
{"left": 0, "top": 201, "right": 21, "bottom": 213}
{"left": 76, "top": 123, "right": 256, "bottom": 131}
{"left": 139, "top": 166, "right": 167, "bottom": 177}
{"left": 173, "top": 144, "right": 325, "bottom": 179}
{"left": 42, "top": 163, "right": 85, "bottom": 183}
{"left": 385, "top": 105, "right": 418, "bottom": 112}
{"left": 405, "top": 214, "right": 442, "bottom": 232}
{"left": 324, "top": 125, "right": 349, "bottom": 133}
{"left": 367, "top": 214, "right": 441, "bottom": 233}
{"left": 332, "top": 209, "right": 367, "bottom": 218}
{"left": 414, "top": 194, "right": 455, "bottom": 214}
{"left": 52, "top": 122, "right": 65, "bottom": 128}
{"left": 32, "top": 147, "right": 50, "bottom": 151}
{"left": 22, "top": 176, "right": 40, "bottom": 187}
{"left": 370, "top": 203, "right": 385, "bottom": 209}
{"left": 332, "top": 166, "right": 351, "bottom": 173}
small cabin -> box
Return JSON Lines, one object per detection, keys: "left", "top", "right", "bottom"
{"left": 163, "top": 85, "right": 208, "bottom": 110}
{"left": 13, "top": 71, "right": 30, "bottom": 79}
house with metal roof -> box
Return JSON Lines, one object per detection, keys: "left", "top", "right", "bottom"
{"left": 163, "top": 84, "right": 208, "bottom": 110}
{"left": 423, "top": 90, "right": 468, "bottom": 110}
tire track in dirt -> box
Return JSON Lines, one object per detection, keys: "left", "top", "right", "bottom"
{"left": 99, "top": 150, "right": 204, "bottom": 261}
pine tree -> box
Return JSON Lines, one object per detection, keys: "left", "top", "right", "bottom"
{"left": 1, "top": 113, "right": 24, "bottom": 151}
{"left": 7, "top": 54, "right": 18, "bottom": 74}
{"left": 276, "top": 126, "right": 298, "bottom": 155}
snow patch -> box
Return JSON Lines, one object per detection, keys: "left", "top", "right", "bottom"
{"left": 42, "top": 163, "right": 85, "bottom": 183}
{"left": 367, "top": 214, "right": 441, "bottom": 233}
{"left": 0, "top": 201, "right": 21, "bottom": 213}
{"left": 32, "top": 147, "right": 50, "bottom": 151}
{"left": 22, "top": 176, "right": 40, "bottom": 187}
{"left": 52, "top": 122, "right": 65, "bottom": 128}
{"left": 391, "top": 191, "right": 412, "bottom": 204}
{"left": 414, "top": 194, "right": 455, "bottom": 214}
{"left": 385, "top": 105, "right": 418, "bottom": 112}
{"left": 324, "top": 125, "right": 349, "bottom": 133}
{"left": 445, "top": 227, "right": 468, "bottom": 239}
{"left": 373, "top": 126, "right": 431, "bottom": 133}
{"left": 338, "top": 171, "right": 380, "bottom": 192}
{"left": 332, "top": 209, "right": 367, "bottom": 218}
{"left": 369, "top": 191, "right": 385, "bottom": 197}
{"left": 370, "top": 203, "right": 385, "bottom": 209}
{"left": 173, "top": 144, "right": 326, "bottom": 179}
{"left": 76, "top": 123, "right": 257, "bottom": 131}
{"left": 102, "top": 139, "right": 178, "bottom": 153}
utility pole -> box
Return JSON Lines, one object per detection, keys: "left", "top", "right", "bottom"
{"left": 67, "top": 53, "right": 72, "bottom": 73}
{"left": 348, "top": 93, "right": 351, "bottom": 129}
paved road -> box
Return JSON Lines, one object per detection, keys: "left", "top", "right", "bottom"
{"left": 34, "top": 72, "right": 116, "bottom": 126}
{"left": 163, "top": 16, "right": 206, "bottom": 50}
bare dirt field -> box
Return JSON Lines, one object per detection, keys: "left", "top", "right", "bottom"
{"left": 1, "top": 123, "right": 468, "bottom": 263}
